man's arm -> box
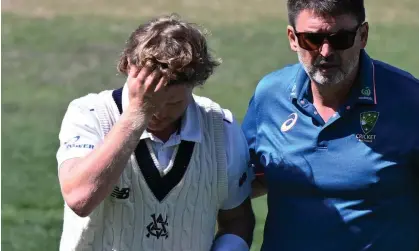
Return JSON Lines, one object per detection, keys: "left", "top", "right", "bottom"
{"left": 58, "top": 66, "right": 169, "bottom": 217}
{"left": 213, "top": 198, "right": 255, "bottom": 250}
{"left": 241, "top": 95, "right": 268, "bottom": 199}
{"left": 250, "top": 150, "right": 267, "bottom": 198}
{"left": 58, "top": 109, "right": 147, "bottom": 217}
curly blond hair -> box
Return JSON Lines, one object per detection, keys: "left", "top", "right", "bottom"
{"left": 117, "top": 14, "right": 221, "bottom": 86}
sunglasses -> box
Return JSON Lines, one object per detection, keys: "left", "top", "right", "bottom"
{"left": 294, "top": 23, "right": 364, "bottom": 51}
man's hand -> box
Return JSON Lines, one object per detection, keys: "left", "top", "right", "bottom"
{"left": 126, "top": 65, "right": 170, "bottom": 123}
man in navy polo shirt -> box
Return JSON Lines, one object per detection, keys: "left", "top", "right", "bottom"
{"left": 243, "top": 0, "right": 419, "bottom": 250}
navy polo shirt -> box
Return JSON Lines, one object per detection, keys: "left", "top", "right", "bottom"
{"left": 242, "top": 50, "right": 419, "bottom": 251}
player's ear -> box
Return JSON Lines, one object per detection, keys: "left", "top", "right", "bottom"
{"left": 287, "top": 25, "right": 298, "bottom": 52}
{"left": 360, "top": 22, "right": 369, "bottom": 49}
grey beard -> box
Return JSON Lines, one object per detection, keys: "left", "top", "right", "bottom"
{"left": 298, "top": 52, "right": 359, "bottom": 86}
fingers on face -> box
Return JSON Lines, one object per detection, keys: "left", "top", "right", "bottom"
{"left": 136, "top": 66, "right": 154, "bottom": 83}
{"left": 129, "top": 63, "right": 169, "bottom": 92}
{"left": 143, "top": 68, "right": 163, "bottom": 91}
{"left": 128, "top": 65, "right": 140, "bottom": 79}
{"left": 154, "top": 75, "right": 169, "bottom": 92}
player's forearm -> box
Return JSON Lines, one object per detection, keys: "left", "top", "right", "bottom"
{"left": 213, "top": 198, "right": 255, "bottom": 250}
{"left": 59, "top": 109, "right": 149, "bottom": 217}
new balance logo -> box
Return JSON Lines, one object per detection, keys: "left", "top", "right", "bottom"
{"left": 111, "top": 186, "right": 130, "bottom": 199}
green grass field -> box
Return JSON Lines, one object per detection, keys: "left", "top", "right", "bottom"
{"left": 2, "top": 0, "right": 419, "bottom": 250}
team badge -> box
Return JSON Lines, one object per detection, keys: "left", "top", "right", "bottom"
{"left": 146, "top": 214, "right": 169, "bottom": 239}
{"left": 356, "top": 111, "right": 379, "bottom": 142}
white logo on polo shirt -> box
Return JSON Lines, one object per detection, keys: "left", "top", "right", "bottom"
{"left": 281, "top": 113, "right": 298, "bottom": 132}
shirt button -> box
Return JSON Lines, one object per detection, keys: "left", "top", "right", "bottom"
{"left": 346, "top": 106, "right": 351, "bottom": 110}
{"left": 314, "top": 111, "right": 318, "bottom": 115}
{"left": 300, "top": 100, "right": 305, "bottom": 105}
{"left": 317, "top": 141, "right": 328, "bottom": 148}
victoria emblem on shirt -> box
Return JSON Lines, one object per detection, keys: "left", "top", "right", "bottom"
{"left": 146, "top": 213, "right": 169, "bottom": 239}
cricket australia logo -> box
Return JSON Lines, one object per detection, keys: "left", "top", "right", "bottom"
{"left": 146, "top": 214, "right": 169, "bottom": 239}
{"left": 356, "top": 111, "right": 379, "bottom": 143}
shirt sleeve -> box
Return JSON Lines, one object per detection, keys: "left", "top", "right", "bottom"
{"left": 220, "top": 109, "right": 255, "bottom": 210}
{"left": 56, "top": 99, "right": 102, "bottom": 168}
{"left": 241, "top": 95, "right": 264, "bottom": 176}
